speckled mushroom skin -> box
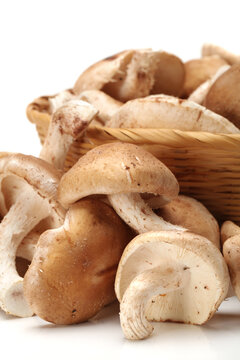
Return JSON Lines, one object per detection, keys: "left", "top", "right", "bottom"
{"left": 204, "top": 64, "right": 240, "bottom": 129}
{"left": 58, "top": 142, "right": 179, "bottom": 208}
{"left": 156, "top": 195, "right": 220, "bottom": 248}
{"left": 0, "top": 154, "right": 62, "bottom": 204}
{"left": 24, "top": 199, "right": 133, "bottom": 325}
{"left": 221, "top": 221, "right": 240, "bottom": 300}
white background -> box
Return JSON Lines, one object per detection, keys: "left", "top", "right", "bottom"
{"left": 0, "top": 1, "right": 240, "bottom": 359}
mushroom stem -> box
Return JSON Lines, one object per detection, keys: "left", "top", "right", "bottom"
{"left": 40, "top": 100, "right": 98, "bottom": 170}
{"left": 108, "top": 193, "right": 186, "bottom": 233}
{"left": 0, "top": 191, "right": 49, "bottom": 317}
{"left": 120, "top": 262, "right": 190, "bottom": 340}
{"left": 202, "top": 44, "right": 240, "bottom": 65}
{"left": 17, "top": 231, "right": 39, "bottom": 261}
{"left": 79, "top": 90, "right": 122, "bottom": 126}
{"left": 48, "top": 90, "right": 76, "bottom": 113}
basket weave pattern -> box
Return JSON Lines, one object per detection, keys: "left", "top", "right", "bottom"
{"left": 35, "top": 119, "right": 240, "bottom": 224}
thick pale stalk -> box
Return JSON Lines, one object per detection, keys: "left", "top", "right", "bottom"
{"left": 0, "top": 191, "right": 50, "bottom": 317}
{"left": 108, "top": 193, "right": 185, "bottom": 233}
{"left": 120, "top": 262, "right": 190, "bottom": 340}
{"left": 40, "top": 101, "right": 98, "bottom": 170}
{"left": 49, "top": 90, "right": 75, "bottom": 113}
{"left": 202, "top": 44, "right": 240, "bottom": 65}
{"left": 40, "top": 126, "right": 74, "bottom": 170}
{"left": 79, "top": 90, "right": 122, "bottom": 125}
{"left": 17, "top": 231, "right": 39, "bottom": 261}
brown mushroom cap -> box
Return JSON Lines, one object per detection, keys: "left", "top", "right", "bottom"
{"left": 58, "top": 142, "right": 179, "bottom": 208}
{"left": 156, "top": 195, "right": 220, "bottom": 247}
{"left": 221, "top": 220, "right": 240, "bottom": 245}
{"left": 0, "top": 154, "right": 59, "bottom": 196}
{"left": 102, "top": 50, "right": 185, "bottom": 101}
{"left": 223, "top": 236, "right": 240, "bottom": 299}
{"left": 181, "top": 55, "right": 227, "bottom": 98}
{"left": 204, "top": 64, "right": 240, "bottom": 129}
{"left": 74, "top": 49, "right": 184, "bottom": 102}
{"left": 24, "top": 199, "right": 132, "bottom": 324}
{"left": 188, "top": 65, "right": 230, "bottom": 105}
{"left": 0, "top": 153, "right": 64, "bottom": 220}
{"left": 150, "top": 51, "right": 185, "bottom": 97}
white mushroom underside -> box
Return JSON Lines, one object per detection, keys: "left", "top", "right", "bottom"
{"left": 118, "top": 241, "right": 225, "bottom": 324}
{"left": 0, "top": 182, "right": 55, "bottom": 317}
{"left": 120, "top": 262, "right": 190, "bottom": 340}
{"left": 108, "top": 193, "right": 185, "bottom": 233}
{"left": 16, "top": 231, "right": 39, "bottom": 261}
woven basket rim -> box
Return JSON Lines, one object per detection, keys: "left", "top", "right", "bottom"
{"left": 85, "top": 126, "right": 240, "bottom": 151}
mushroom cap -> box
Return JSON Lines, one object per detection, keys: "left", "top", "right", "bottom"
{"left": 24, "top": 199, "right": 132, "bottom": 324}
{"left": 0, "top": 153, "right": 65, "bottom": 225}
{"left": 156, "top": 195, "right": 220, "bottom": 248}
{"left": 221, "top": 220, "right": 240, "bottom": 245}
{"left": 181, "top": 55, "right": 228, "bottom": 98}
{"left": 101, "top": 50, "right": 156, "bottom": 102}
{"left": 102, "top": 50, "right": 185, "bottom": 101}
{"left": 0, "top": 153, "right": 61, "bottom": 200}
{"left": 188, "top": 65, "right": 230, "bottom": 105}
{"left": 115, "top": 231, "right": 229, "bottom": 325}
{"left": 221, "top": 221, "right": 240, "bottom": 299}
{"left": 204, "top": 64, "right": 240, "bottom": 129}
{"left": 74, "top": 50, "right": 135, "bottom": 95}
{"left": 58, "top": 142, "right": 179, "bottom": 208}
{"left": 223, "top": 234, "right": 240, "bottom": 299}
{"left": 107, "top": 94, "right": 240, "bottom": 134}
{"left": 150, "top": 51, "right": 185, "bottom": 97}
{"left": 74, "top": 49, "right": 184, "bottom": 102}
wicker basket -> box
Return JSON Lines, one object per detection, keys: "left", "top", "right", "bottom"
{"left": 27, "top": 98, "right": 240, "bottom": 225}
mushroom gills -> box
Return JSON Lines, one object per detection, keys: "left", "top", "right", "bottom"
{"left": 134, "top": 242, "right": 225, "bottom": 324}
{"left": 0, "top": 183, "right": 54, "bottom": 317}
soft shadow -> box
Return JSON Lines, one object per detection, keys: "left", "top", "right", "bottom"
{"left": 0, "top": 308, "right": 22, "bottom": 321}
{"left": 203, "top": 311, "right": 240, "bottom": 331}
{"left": 90, "top": 301, "right": 119, "bottom": 323}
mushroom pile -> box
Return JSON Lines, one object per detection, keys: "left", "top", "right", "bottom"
{"left": 1, "top": 43, "right": 240, "bottom": 341}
